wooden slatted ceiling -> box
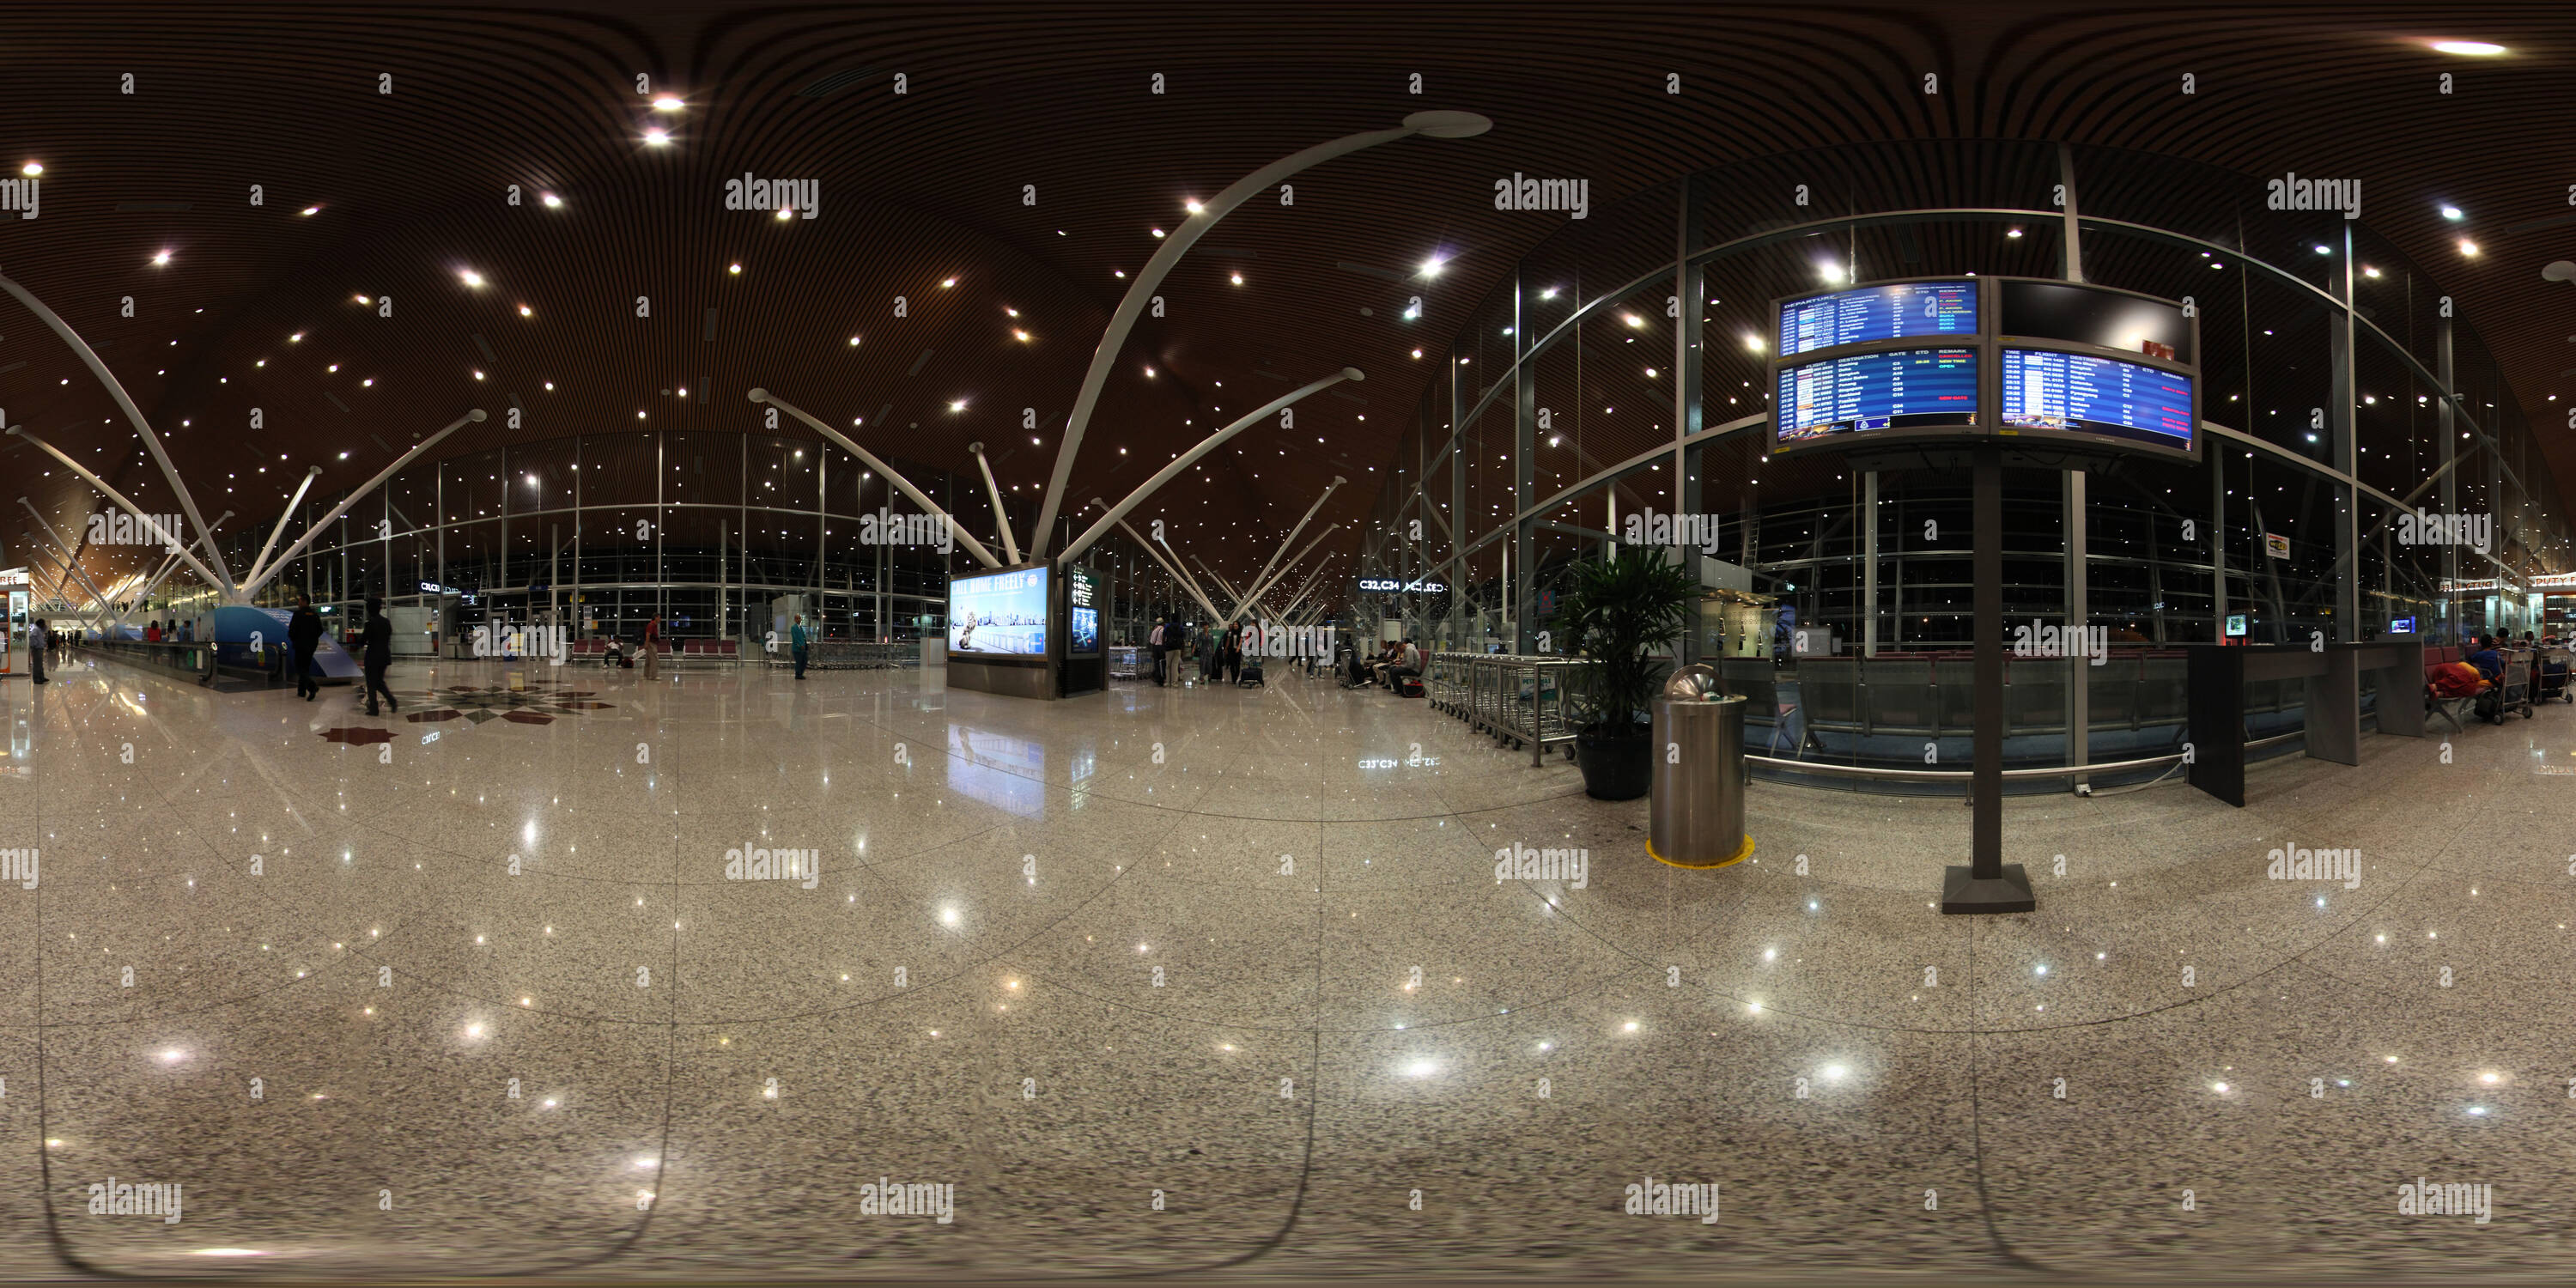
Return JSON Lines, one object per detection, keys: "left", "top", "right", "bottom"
{"left": 3, "top": 1, "right": 2571, "bottom": 600}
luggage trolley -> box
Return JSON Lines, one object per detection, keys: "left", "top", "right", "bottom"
{"left": 2482, "top": 649, "right": 2536, "bottom": 723}
{"left": 2535, "top": 645, "right": 2573, "bottom": 705}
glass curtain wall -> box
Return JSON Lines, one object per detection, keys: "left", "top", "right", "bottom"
{"left": 1360, "top": 141, "right": 2571, "bottom": 790}
{"left": 156, "top": 434, "right": 1176, "bottom": 658}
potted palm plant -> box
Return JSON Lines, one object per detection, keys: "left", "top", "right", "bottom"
{"left": 1558, "top": 545, "right": 1696, "bottom": 799}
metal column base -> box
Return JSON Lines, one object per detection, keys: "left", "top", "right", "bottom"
{"left": 1941, "top": 863, "right": 2035, "bottom": 914}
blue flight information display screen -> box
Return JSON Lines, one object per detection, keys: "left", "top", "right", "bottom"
{"left": 1778, "top": 281, "right": 1978, "bottom": 356}
{"left": 2000, "top": 349, "right": 2194, "bottom": 452}
{"left": 1777, "top": 348, "right": 1979, "bottom": 447}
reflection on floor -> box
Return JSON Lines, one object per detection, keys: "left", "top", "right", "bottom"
{"left": 0, "top": 647, "right": 2569, "bottom": 1279}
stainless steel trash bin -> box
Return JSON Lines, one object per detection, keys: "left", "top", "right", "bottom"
{"left": 1649, "top": 664, "right": 1753, "bottom": 868}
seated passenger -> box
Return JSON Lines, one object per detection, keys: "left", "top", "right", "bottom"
{"left": 1386, "top": 639, "right": 1425, "bottom": 691}
{"left": 2466, "top": 635, "right": 2502, "bottom": 679}
{"left": 2428, "top": 660, "right": 2488, "bottom": 699}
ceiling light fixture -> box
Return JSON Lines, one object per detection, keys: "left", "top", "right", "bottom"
{"left": 644, "top": 129, "right": 671, "bottom": 146}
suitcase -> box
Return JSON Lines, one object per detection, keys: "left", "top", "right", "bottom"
{"left": 1239, "top": 662, "right": 1265, "bottom": 687}
{"left": 1399, "top": 676, "right": 1424, "bottom": 697}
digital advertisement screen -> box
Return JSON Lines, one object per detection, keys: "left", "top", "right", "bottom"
{"left": 1999, "top": 279, "right": 2192, "bottom": 364}
{"left": 947, "top": 567, "right": 1049, "bottom": 656}
{"left": 1776, "top": 347, "right": 1978, "bottom": 447}
{"left": 1778, "top": 281, "right": 1978, "bottom": 357}
{"left": 2000, "top": 349, "right": 2195, "bottom": 453}
{"left": 1065, "top": 566, "right": 1101, "bottom": 655}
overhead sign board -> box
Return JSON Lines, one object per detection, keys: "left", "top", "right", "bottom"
{"left": 1357, "top": 577, "right": 1448, "bottom": 594}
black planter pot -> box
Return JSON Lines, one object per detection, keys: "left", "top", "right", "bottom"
{"left": 1574, "top": 725, "right": 1653, "bottom": 801}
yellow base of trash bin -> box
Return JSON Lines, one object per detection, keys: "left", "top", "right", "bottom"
{"left": 1646, "top": 835, "right": 1753, "bottom": 870}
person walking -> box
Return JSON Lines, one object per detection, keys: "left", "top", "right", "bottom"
{"left": 1224, "top": 624, "right": 1243, "bottom": 684}
{"left": 642, "top": 612, "right": 662, "bottom": 681}
{"left": 360, "top": 595, "right": 398, "bottom": 716}
{"left": 27, "top": 617, "right": 46, "bottom": 685}
{"left": 288, "top": 593, "right": 324, "bottom": 701}
{"left": 1148, "top": 615, "right": 1170, "bottom": 686}
{"left": 791, "top": 612, "right": 811, "bottom": 680}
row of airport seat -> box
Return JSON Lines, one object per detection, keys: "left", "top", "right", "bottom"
{"left": 562, "top": 638, "right": 741, "bottom": 664}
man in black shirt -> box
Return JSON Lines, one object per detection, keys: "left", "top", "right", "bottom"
{"left": 360, "top": 596, "right": 398, "bottom": 716}
{"left": 288, "top": 593, "right": 324, "bottom": 701}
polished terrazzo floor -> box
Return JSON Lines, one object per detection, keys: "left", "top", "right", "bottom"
{"left": 0, "top": 647, "right": 2570, "bottom": 1280}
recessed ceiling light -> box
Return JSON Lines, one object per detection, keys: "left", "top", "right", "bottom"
{"left": 2429, "top": 39, "right": 2506, "bottom": 56}
{"left": 1419, "top": 257, "right": 1444, "bottom": 276}
{"left": 949, "top": 400, "right": 966, "bottom": 411}
{"left": 940, "top": 276, "right": 957, "bottom": 288}
{"left": 2459, "top": 239, "right": 2480, "bottom": 256}
{"left": 151, "top": 250, "right": 172, "bottom": 265}
{"left": 2440, "top": 205, "right": 2464, "bottom": 221}
{"left": 774, "top": 207, "right": 793, "bottom": 221}
{"left": 540, "top": 191, "right": 562, "bottom": 208}
{"left": 643, "top": 129, "right": 671, "bottom": 146}
{"left": 652, "top": 95, "right": 685, "bottom": 110}
{"left": 519, "top": 305, "right": 532, "bottom": 317}
{"left": 459, "top": 270, "right": 485, "bottom": 287}
{"left": 848, "top": 336, "right": 860, "bottom": 345}
{"left": 300, "top": 205, "right": 321, "bottom": 216}
{"left": 20, "top": 161, "right": 40, "bottom": 176}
